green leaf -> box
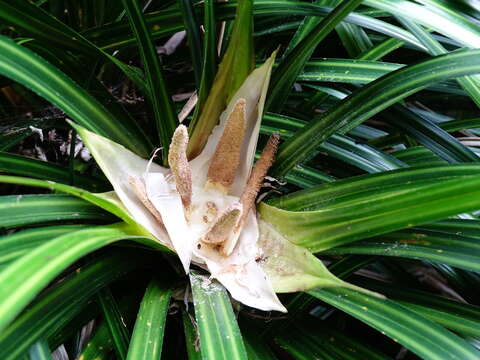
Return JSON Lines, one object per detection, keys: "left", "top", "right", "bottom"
{"left": 258, "top": 0, "right": 480, "bottom": 49}
{"left": 97, "top": 288, "right": 130, "bottom": 360}
{"left": 0, "top": 225, "right": 88, "bottom": 268}
{"left": 440, "top": 117, "right": 480, "bottom": 132}
{"left": 309, "top": 288, "right": 480, "bottom": 360}
{"left": 194, "top": 0, "right": 217, "bottom": 121}
{"left": 420, "top": 219, "right": 480, "bottom": 239}
{"left": 336, "top": 22, "right": 373, "bottom": 58}
{"left": 0, "top": 223, "right": 151, "bottom": 333}
{"left": 258, "top": 219, "right": 380, "bottom": 297}
{"left": 85, "top": 0, "right": 480, "bottom": 55}
{"left": 182, "top": 310, "right": 202, "bottom": 360}
{"left": 298, "top": 58, "right": 402, "bottom": 84}
{"left": 275, "top": 321, "right": 389, "bottom": 360}
{"left": 126, "top": 278, "right": 171, "bottom": 360}
{"left": 79, "top": 291, "right": 144, "bottom": 360}
{"left": 0, "top": 0, "right": 150, "bottom": 92}
{"left": 262, "top": 113, "right": 405, "bottom": 173}
{"left": 276, "top": 334, "right": 336, "bottom": 360}
{"left": 396, "top": 15, "right": 480, "bottom": 108}
{"left": 267, "top": 0, "right": 364, "bottom": 112}
{"left": 218, "top": 0, "right": 254, "bottom": 102}
{"left": 0, "top": 0, "right": 91, "bottom": 54}
{"left": 83, "top": 9, "right": 184, "bottom": 51}
{"left": 190, "top": 273, "right": 248, "bottom": 360}
{"left": 243, "top": 326, "right": 277, "bottom": 360}
{"left": 359, "top": 37, "right": 404, "bottom": 61}
{"left": 325, "top": 228, "right": 480, "bottom": 273}
{"left": 393, "top": 146, "right": 447, "bottom": 167}
{"left": 28, "top": 340, "right": 51, "bottom": 360}
{"left": 188, "top": 0, "right": 254, "bottom": 158}
{"left": 384, "top": 105, "right": 478, "bottom": 163}
{"left": 179, "top": 0, "right": 203, "bottom": 89}
{"left": 354, "top": 277, "right": 480, "bottom": 337}
{"left": 260, "top": 165, "right": 480, "bottom": 251}
{"left": 365, "top": 0, "right": 480, "bottom": 48}
{"left": 47, "top": 301, "right": 99, "bottom": 353}
{"left": 77, "top": 317, "right": 115, "bottom": 360}
{"left": 121, "top": 0, "right": 177, "bottom": 164}
{"left": 271, "top": 49, "right": 480, "bottom": 177}
{"left": 0, "top": 152, "right": 108, "bottom": 192}
{"left": 0, "top": 36, "right": 150, "bottom": 156}
{"left": 0, "top": 175, "right": 133, "bottom": 225}
{"left": 0, "top": 251, "right": 140, "bottom": 360}
{"left": 284, "top": 164, "right": 335, "bottom": 189}
{"left": 0, "top": 194, "right": 114, "bottom": 229}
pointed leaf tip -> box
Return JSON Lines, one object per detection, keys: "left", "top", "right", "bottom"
{"left": 258, "top": 218, "right": 383, "bottom": 298}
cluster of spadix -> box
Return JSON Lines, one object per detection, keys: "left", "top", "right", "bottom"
{"left": 75, "top": 54, "right": 288, "bottom": 312}
{"left": 73, "top": 53, "right": 382, "bottom": 313}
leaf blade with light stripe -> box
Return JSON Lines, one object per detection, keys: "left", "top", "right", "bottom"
{"left": 309, "top": 288, "right": 480, "bottom": 360}
{"left": 190, "top": 273, "right": 248, "bottom": 360}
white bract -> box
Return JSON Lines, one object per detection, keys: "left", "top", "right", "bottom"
{"left": 74, "top": 54, "right": 287, "bottom": 312}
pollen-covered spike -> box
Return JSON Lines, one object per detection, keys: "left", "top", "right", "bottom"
{"left": 128, "top": 175, "right": 164, "bottom": 224}
{"left": 206, "top": 98, "right": 247, "bottom": 193}
{"left": 201, "top": 203, "right": 242, "bottom": 246}
{"left": 168, "top": 125, "right": 192, "bottom": 210}
{"left": 239, "top": 133, "right": 280, "bottom": 224}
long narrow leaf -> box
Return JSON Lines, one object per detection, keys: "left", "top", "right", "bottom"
{"left": 267, "top": 0, "right": 364, "bottom": 111}
{"left": 261, "top": 165, "right": 480, "bottom": 251}
{"left": 0, "top": 0, "right": 150, "bottom": 94}
{"left": 0, "top": 223, "right": 150, "bottom": 332}
{"left": 179, "top": 0, "right": 203, "bottom": 88}
{"left": 190, "top": 273, "right": 248, "bottom": 360}
{"left": 272, "top": 49, "right": 480, "bottom": 176}
{"left": 276, "top": 321, "right": 389, "bottom": 360}
{"left": 0, "top": 251, "right": 140, "bottom": 360}
{"left": 309, "top": 288, "right": 480, "bottom": 360}
{"left": 0, "top": 194, "right": 113, "bottom": 229}
{"left": 397, "top": 15, "right": 480, "bottom": 107}
{"left": 126, "top": 278, "right": 171, "bottom": 360}
{"left": 0, "top": 152, "right": 107, "bottom": 191}
{"left": 353, "top": 277, "right": 480, "bottom": 337}
{"left": 0, "top": 175, "right": 131, "bottom": 224}
{"left": 325, "top": 229, "right": 480, "bottom": 273}
{"left": 0, "top": 36, "right": 150, "bottom": 156}
{"left": 78, "top": 292, "right": 144, "bottom": 360}
{"left": 97, "top": 288, "right": 130, "bottom": 360}
{"left": 262, "top": 113, "right": 405, "bottom": 172}
{"left": 0, "top": 225, "right": 88, "bottom": 268}
{"left": 384, "top": 105, "right": 478, "bottom": 163}
{"left": 183, "top": 311, "right": 202, "bottom": 360}
{"left": 194, "top": 0, "right": 217, "bottom": 120}
{"left": 188, "top": 0, "right": 254, "bottom": 158}
{"left": 121, "top": 0, "right": 177, "bottom": 163}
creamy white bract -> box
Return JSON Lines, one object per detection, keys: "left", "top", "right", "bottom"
{"left": 74, "top": 54, "right": 288, "bottom": 312}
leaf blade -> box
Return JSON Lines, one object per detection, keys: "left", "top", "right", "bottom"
{"left": 0, "top": 223, "right": 150, "bottom": 332}
{"left": 126, "top": 279, "right": 171, "bottom": 360}
{"left": 267, "top": 0, "right": 365, "bottom": 111}
{"left": 190, "top": 273, "right": 248, "bottom": 360}
{"left": 309, "top": 288, "right": 480, "bottom": 360}
{"left": 271, "top": 49, "right": 480, "bottom": 176}
{"left": 121, "top": 0, "right": 177, "bottom": 163}
{"left": 0, "top": 36, "right": 150, "bottom": 156}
